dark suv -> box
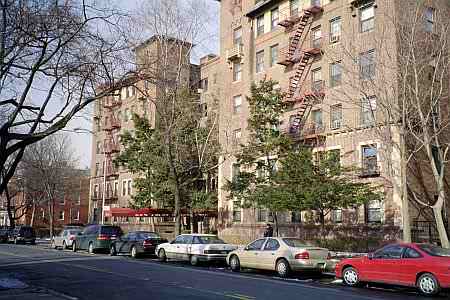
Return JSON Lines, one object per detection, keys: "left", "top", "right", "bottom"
{"left": 9, "top": 226, "right": 36, "bottom": 244}
{"left": 73, "top": 224, "right": 122, "bottom": 254}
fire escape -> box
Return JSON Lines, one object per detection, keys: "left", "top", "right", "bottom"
{"left": 277, "top": 3, "right": 325, "bottom": 146}
{"left": 102, "top": 95, "right": 121, "bottom": 203}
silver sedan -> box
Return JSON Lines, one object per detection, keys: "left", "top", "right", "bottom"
{"left": 226, "top": 237, "right": 334, "bottom": 277}
{"left": 52, "top": 229, "right": 82, "bottom": 250}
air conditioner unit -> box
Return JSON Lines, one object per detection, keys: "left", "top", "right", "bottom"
{"left": 330, "top": 34, "right": 340, "bottom": 43}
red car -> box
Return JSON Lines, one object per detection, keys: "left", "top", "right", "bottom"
{"left": 335, "top": 243, "right": 450, "bottom": 296}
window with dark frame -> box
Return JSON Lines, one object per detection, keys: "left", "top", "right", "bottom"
{"left": 290, "top": 0, "right": 299, "bottom": 17}
{"left": 361, "top": 144, "right": 379, "bottom": 176}
{"left": 233, "top": 61, "right": 242, "bottom": 81}
{"left": 256, "top": 50, "right": 264, "bottom": 73}
{"left": 233, "top": 27, "right": 242, "bottom": 45}
{"left": 271, "top": 7, "right": 279, "bottom": 30}
{"left": 367, "top": 200, "right": 382, "bottom": 223}
{"left": 425, "top": 7, "right": 434, "bottom": 32}
{"left": 291, "top": 211, "right": 301, "bottom": 223}
{"left": 361, "top": 96, "right": 377, "bottom": 126}
{"left": 330, "top": 61, "right": 342, "bottom": 87}
{"left": 233, "top": 95, "right": 242, "bottom": 114}
{"left": 311, "top": 26, "right": 322, "bottom": 48}
{"left": 233, "top": 200, "right": 241, "bottom": 222}
{"left": 330, "top": 104, "right": 342, "bottom": 129}
{"left": 256, "top": 14, "right": 265, "bottom": 37}
{"left": 360, "top": 49, "right": 375, "bottom": 80}
{"left": 332, "top": 209, "right": 342, "bottom": 223}
{"left": 270, "top": 44, "right": 278, "bottom": 67}
{"left": 330, "top": 16, "right": 341, "bottom": 43}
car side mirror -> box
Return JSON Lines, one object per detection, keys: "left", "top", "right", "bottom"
{"left": 244, "top": 246, "right": 249, "bottom": 251}
{"left": 367, "top": 253, "right": 374, "bottom": 260}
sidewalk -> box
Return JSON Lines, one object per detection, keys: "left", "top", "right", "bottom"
{"left": 0, "top": 277, "right": 72, "bottom": 300}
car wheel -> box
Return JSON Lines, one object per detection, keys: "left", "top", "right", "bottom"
{"left": 276, "top": 259, "right": 291, "bottom": 278}
{"left": 417, "top": 273, "right": 440, "bottom": 296}
{"left": 131, "top": 246, "right": 138, "bottom": 259}
{"left": 88, "top": 242, "right": 95, "bottom": 254}
{"left": 229, "top": 255, "right": 240, "bottom": 272}
{"left": 63, "top": 241, "right": 67, "bottom": 250}
{"left": 72, "top": 241, "right": 77, "bottom": 252}
{"left": 190, "top": 255, "right": 199, "bottom": 266}
{"left": 343, "top": 267, "right": 360, "bottom": 287}
{"left": 110, "top": 245, "right": 117, "bottom": 256}
{"left": 158, "top": 249, "right": 167, "bottom": 262}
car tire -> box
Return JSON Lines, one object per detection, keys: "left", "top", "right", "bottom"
{"left": 63, "top": 241, "right": 67, "bottom": 250}
{"left": 131, "top": 246, "right": 138, "bottom": 259}
{"left": 417, "top": 273, "right": 440, "bottom": 296}
{"left": 72, "top": 241, "right": 77, "bottom": 252}
{"left": 229, "top": 255, "right": 240, "bottom": 272}
{"left": 276, "top": 259, "right": 291, "bottom": 278}
{"left": 88, "top": 242, "right": 95, "bottom": 254}
{"left": 190, "top": 255, "right": 199, "bottom": 266}
{"left": 158, "top": 249, "right": 167, "bottom": 262}
{"left": 343, "top": 267, "right": 360, "bottom": 287}
{"left": 110, "top": 245, "right": 117, "bottom": 256}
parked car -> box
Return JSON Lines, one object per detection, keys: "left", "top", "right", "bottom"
{"left": 110, "top": 231, "right": 168, "bottom": 258}
{"left": 335, "top": 243, "right": 450, "bottom": 296}
{"left": 0, "top": 228, "right": 10, "bottom": 243}
{"left": 72, "top": 224, "right": 123, "bottom": 254}
{"left": 8, "top": 226, "right": 36, "bottom": 245}
{"left": 51, "top": 228, "right": 82, "bottom": 250}
{"left": 226, "top": 237, "right": 332, "bottom": 278}
{"left": 156, "top": 234, "right": 237, "bottom": 266}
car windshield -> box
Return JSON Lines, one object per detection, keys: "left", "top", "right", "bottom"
{"left": 282, "top": 238, "right": 313, "bottom": 248}
{"left": 100, "top": 226, "right": 122, "bottom": 236}
{"left": 138, "top": 232, "right": 160, "bottom": 239}
{"left": 196, "top": 236, "right": 225, "bottom": 244}
{"left": 418, "top": 244, "right": 450, "bottom": 257}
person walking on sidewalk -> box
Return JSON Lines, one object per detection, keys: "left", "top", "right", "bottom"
{"left": 263, "top": 223, "right": 273, "bottom": 237}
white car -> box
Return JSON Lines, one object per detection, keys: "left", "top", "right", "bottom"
{"left": 51, "top": 228, "right": 82, "bottom": 250}
{"left": 156, "top": 234, "right": 237, "bottom": 266}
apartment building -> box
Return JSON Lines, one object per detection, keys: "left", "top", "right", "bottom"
{"left": 204, "top": 0, "right": 450, "bottom": 244}
{"left": 89, "top": 36, "right": 199, "bottom": 235}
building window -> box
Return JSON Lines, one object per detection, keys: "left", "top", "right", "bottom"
{"left": 330, "top": 61, "right": 342, "bottom": 87}
{"left": 256, "top": 50, "right": 264, "bottom": 73}
{"left": 256, "top": 14, "right": 265, "bottom": 37}
{"left": 257, "top": 208, "right": 268, "bottom": 222}
{"left": 291, "top": 211, "right": 301, "bottom": 223}
{"left": 74, "top": 210, "right": 80, "bottom": 221}
{"left": 311, "top": 68, "right": 322, "bottom": 92}
{"left": 96, "top": 141, "right": 101, "bottom": 154}
{"left": 94, "top": 184, "right": 99, "bottom": 199}
{"left": 127, "top": 179, "right": 132, "bottom": 196}
{"left": 122, "top": 180, "right": 127, "bottom": 196}
{"left": 361, "top": 144, "right": 379, "bottom": 176}
{"left": 332, "top": 209, "right": 342, "bottom": 223}
{"left": 330, "top": 104, "right": 342, "bottom": 130}
{"left": 312, "top": 110, "right": 323, "bottom": 128}
{"left": 200, "top": 78, "right": 208, "bottom": 91}
{"left": 290, "top": 0, "right": 299, "bottom": 17}
{"left": 361, "top": 96, "right": 377, "bottom": 126}
{"left": 360, "top": 50, "right": 375, "bottom": 80}
{"left": 233, "top": 61, "right": 242, "bottom": 82}
{"left": 424, "top": 7, "right": 434, "bottom": 32}
{"left": 95, "top": 163, "right": 100, "bottom": 176}
{"left": 113, "top": 181, "right": 119, "bottom": 196}
{"left": 330, "top": 17, "right": 341, "bottom": 43}
{"left": 233, "top": 129, "right": 242, "bottom": 145}
{"left": 58, "top": 211, "right": 64, "bottom": 221}
{"left": 360, "top": 4, "right": 375, "bottom": 33}
{"left": 233, "top": 27, "right": 242, "bottom": 45}
{"left": 232, "top": 163, "right": 240, "bottom": 182}
{"left": 233, "top": 200, "right": 241, "bottom": 222}
{"left": 270, "top": 7, "right": 279, "bottom": 30}
{"left": 233, "top": 95, "right": 242, "bottom": 114}
{"left": 367, "top": 200, "right": 382, "bottom": 223}
{"left": 311, "top": 26, "right": 321, "bottom": 48}
{"left": 270, "top": 44, "right": 278, "bottom": 67}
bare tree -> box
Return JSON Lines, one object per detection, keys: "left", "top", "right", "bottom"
{"left": 21, "top": 134, "right": 77, "bottom": 237}
{"left": 324, "top": 0, "right": 450, "bottom": 246}
{"left": 0, "top": 0, "right": 127, "bottom": 198}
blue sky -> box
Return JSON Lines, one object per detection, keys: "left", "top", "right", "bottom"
{"left": 67, "top": 0, "right": 220, "bottom": 169}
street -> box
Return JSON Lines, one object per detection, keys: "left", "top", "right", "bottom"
{"left": 0, "top": 243, "right": 446, "bottom": 300}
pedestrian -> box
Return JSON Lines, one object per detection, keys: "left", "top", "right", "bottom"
{"left": 263, "top": 223, "right": 273, "bottom": 237}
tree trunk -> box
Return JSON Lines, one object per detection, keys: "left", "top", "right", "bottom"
{"left": 174, "top": 184, "right": 181, "bottom": 235}
{"left": 30, "top": 203, "right": 36, "bottom": 227}
{"left": 273, "top": 211, "right": 279, "bottom": 237}
{"left": 5, "top": 187, "right": 15, "bottom": 229}
{"left": 48, "top": 200, "right": 54, "bottom": 238}
{"left": 189, "top": 207, "right": 195, "bottom": 234}
{"left": 400, "top": 131, "right": 412, "bottom": 242}
{"left": 434, "top": 191, "right": 449, "bottom": 248}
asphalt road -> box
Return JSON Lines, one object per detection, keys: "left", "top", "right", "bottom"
{"left": 0, "top": 243, "right": 447, "bottom": 300}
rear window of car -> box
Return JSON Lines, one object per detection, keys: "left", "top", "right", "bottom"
{"left": 418, "top": 244, "right": 450, "bottom": 257}
{"left": 137, "top": 232, "right": 160, "bottom": 239}
{"left": 100, "top": 226, "right": 122, "bottom": 236}
{"left": 193, "top": 236, "right": 225, "bottom": 244}
{"left": 68, "top": 230, "right": 81, "bottom": 235}
{"left": 282, "top": 238, "right": 313, "bottom": 248}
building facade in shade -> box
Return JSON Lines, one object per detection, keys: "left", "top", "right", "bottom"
{"left": 0, "top": 170, "right": 90, "bottom": 236}
{"left": 204, "top": 0, "right": 450, "bottom": 244}
{"left": 88, "top": 36, "right": 200, "bottom": 236}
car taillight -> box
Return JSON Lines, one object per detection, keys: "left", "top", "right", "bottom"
{"left": 69, "top": 235, "right": 76, "bottom": 241}
{"left": 97, "top": 234, "right": 110, "bottom": 240}
{"left": 143, "top": 239, "right": 153, "bottom": 246}
{"left": 295, "top": 251, "right": 310, "bottom": 260}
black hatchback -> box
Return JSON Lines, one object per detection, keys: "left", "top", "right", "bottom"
{"left": 9, "top": 226, "right": 36, "bottom": 244}
{"left": 110, "top": 231, "right": 167, "bottom": 258}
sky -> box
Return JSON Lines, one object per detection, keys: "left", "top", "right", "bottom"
{"left": 66, "top": 0, "right": 220, "bottom": 169}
